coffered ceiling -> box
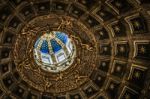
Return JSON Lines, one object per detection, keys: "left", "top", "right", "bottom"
{"left": 0, "top": 0, "right": 150, "bottom": 99}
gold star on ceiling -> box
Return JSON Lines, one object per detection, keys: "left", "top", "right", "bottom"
{"left": 115, "top": 2, "right": 122, "bottom": 7}
{"left": 24, "top": 10, "right": 29, "bottom": 15}
{"left": 119, "top": 46, "right": 125, "bottom": 53}
{"left": 19, "top": 89, "right": 23, "bottom": 93}
{"left": 102, "top": 62, "right": 106, "bottom": 67}
{"left": 134, "top": 71, "right": 141, "bottom": 78}
{"left": 8, "top": 80, "right": 12, "bottom": 84}
{"left": 116, "top": 66, "right": 121, "bottom": 72}
{"left": 140, "top": 46, "right": 146, "bottom": 54}
{"left": 110, "top": 84, "right": 115, "bottom": 90}
{"left": 99, "top": 12, "right": 105, "bottom": 17}
{"left": 125, "top": 94, "right": 131, "bottom": 99}
{"left": 133, "top": 21, "right": 140, "bottom": 28}
{"left": 99, "top": 31, "right": 104, "bottom": 36}
{"left": 74, "top": 95, "right": 79, "bottom": 99}
{"left": 88, "top": 19, "right": 92, "bottom": 24}
{"left": 31, "top": 96, "right": 36, "bottom": 99}
{"left": 40, "top": 6, "right": 45, "bottom": 10}
{"left": 81, "top": 0, "right": 86, "bottom": 4}
{"left": 114, "top": 26, "right": 120, "bottom": 32}
{"left": 103, "top": 47, "right": 108, "bottom": 51}
{"left": 97, "top": 76, "right": 102, "bottom": 81}
{"left": 1, "top": 14, "right": 6, "bottom": 20}
{"left": 74, "top": 10, "right": 79, "bottom": 14}
{"left": 88, "top": 88, "right": 93, "bottom": 92}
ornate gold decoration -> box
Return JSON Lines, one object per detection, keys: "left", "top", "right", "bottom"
{"left": 13, "top": 14, "right": 98, "bottom": 93}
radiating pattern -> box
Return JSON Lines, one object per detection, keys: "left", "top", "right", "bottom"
{"left": 0, "top": 0, "right": 150, "bottom": 99}
{"left": 33, "top": 31, "right": 76, "bottom": 73}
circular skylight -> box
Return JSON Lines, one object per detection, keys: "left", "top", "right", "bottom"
{"left": 33, "top": 31, "right": 76, "bottom": 73}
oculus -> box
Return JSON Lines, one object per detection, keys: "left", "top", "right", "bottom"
{"left": 33, "top": 31, "right": 76, "bottom": 73}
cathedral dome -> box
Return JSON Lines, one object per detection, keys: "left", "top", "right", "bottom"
{"left": 33, "top": 31, "right": 76, "bottom": 73}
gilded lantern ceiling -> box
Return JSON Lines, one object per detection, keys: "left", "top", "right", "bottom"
{"left": 0, "top": 0, "right": 150, "bottom": 99}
